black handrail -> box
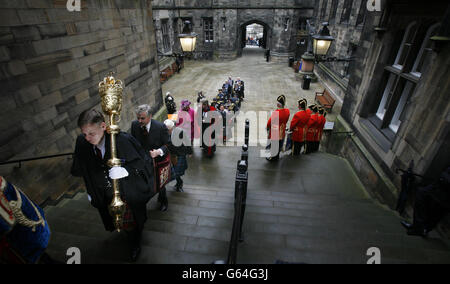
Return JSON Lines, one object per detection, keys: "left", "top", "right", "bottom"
{"left": 226, "top": 119, "right": 249, "bottom": 264}
{"left": 0, "top": 153, "right": 74, "bottom": 168}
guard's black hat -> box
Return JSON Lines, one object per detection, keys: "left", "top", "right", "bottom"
{"left": 318, "top": 107, "right": 325, "bottom": 115}
{"left": 277, "top": 95, "right": 286, "bottom": 106}
{"left": 298, "top": 98, "right": 307, "bottom": 109}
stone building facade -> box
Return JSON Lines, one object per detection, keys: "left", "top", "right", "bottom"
{"left": 0, "top": 0, "right": 162, "bottom": 204}
{"left": 151, "top": 0, "right": 316, "bottom": 62}
{"left": 322, "top": 0, "right": 450, "bottom": 224}
{"left": 312, "top": 0, "right": 366, "bottom": 102}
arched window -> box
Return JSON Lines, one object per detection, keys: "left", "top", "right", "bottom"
{"left": 373, "top": 21, "right": 440, "bottom": 135}
{"left": 410, "top": 23, "right": 440, "bottom": 77}
{"left": 320, "top": 0, "right": 329, "bottom": 20}
{"left": 329, "top": 0, "right": 338, "bottom": 23}
{"left": 340, "top": 0, "right": 353, "bottom": 24}
{"left": 356, "top": 0, "right": 366, "bottom": 26}
{"left": 393, "top": 21, "right": 417, "bottom": 70}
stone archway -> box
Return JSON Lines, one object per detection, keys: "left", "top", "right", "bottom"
{"left": 238, "top": 19, "right": 271, "bottom": 57}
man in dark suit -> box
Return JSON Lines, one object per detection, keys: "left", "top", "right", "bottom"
{"left": 131, "top": 104, "right": 170, "bottom": 212}
{"left": 71, "top": 109, "right": 155, "bottom": 262}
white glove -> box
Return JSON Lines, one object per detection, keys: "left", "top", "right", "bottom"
{"left": 109, "top": 166, "right": 129, "bottom": 180}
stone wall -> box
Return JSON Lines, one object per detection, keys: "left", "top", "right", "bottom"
{"left": 151, "top": 0, "right": 315, "bottom": 60}
{"left": 312, "top": 0, "right": 365, "bottom": 102}
{"left": 0, "top": 0, "right": 162, "bottom": 205}
{"left": 327, "top": 0, "right": 450, "bottom": 217}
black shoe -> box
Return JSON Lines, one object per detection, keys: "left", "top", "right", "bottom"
{"left": 400, "top": 220, "right": 413, "bottom": 230}
{"left": 130, "top": 246, "right": 141, "bottom": 262}
{"left": 159, "top": 203, "right": 168, "bottom": 212}
{"left": 175, "top": 184, "right": 184, "bottom": 192}
{"left": 175, "top": 180, "right": 184, "bottom": 192}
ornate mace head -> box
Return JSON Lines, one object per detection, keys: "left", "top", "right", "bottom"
{"left": 98, "top": 72, "right": 124, "bottom": 116}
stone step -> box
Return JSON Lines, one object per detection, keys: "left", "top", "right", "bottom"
{"left": 45, "top": 189, "right": 450, "bottom": 252}
{"left": 166, "top": 190, "right": 394, "bottom": 218}
{"left": 179, "top": 183, "right": 374, "bottom": 205}
{"left": 46, "top": 198, "right": 450, "bottom": 252}
{"left": 235, "top": 242, "right": 410, "bottom": 264}
{"left": 143, "top": 213, "right": 449, "bottom": 254}
{"left": 61, "top": 183, "right": 378, "bottom": 211}
{"left": 45, "top": 215, "right": 228, "bottom": 258}
{"left": 55, "top": 187, "right": 394, "bottom": 224}
{"left": 44, "top": 192, "right": 428, "bottom": 239}
{"left": 43, "top": 184, "right": 450, "bottom": 264}
{"left": 45, "top": 210, "right": 450, "bottom": 264}
{"left": 45, "top": 200, "right": 402, "bottom": 240}
{"left": 50, "top": 196, "right": 398, "bottom": 236}
{"left": 46, "top": 231, "right": 224, "bottom": 264}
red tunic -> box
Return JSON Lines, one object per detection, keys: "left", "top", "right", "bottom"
{"left": 290, "top": 110, "right": 310, "bottom": 142}
{"left": 306, "top": 113, "right": 319, "bottom": 142}
{"left": 315, "top": 115, "right": 327, "bottom": 142}
{"left": 267, "top": 108, "right": 290, "bottom": 140}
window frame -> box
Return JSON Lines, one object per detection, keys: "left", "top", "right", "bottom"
{"left": 203, "top": 18, "right": 214, "bottom": 43}
{"left": 320, "top": 0, "right": 329, "bottom": 20}
{"left": 340, "top": 0, "right": 353, "bottom": 24}
{"left": 356, "top": 0, "right": 366, "bottom": 26}
{"left": 392, "top": 21, "right": 417, "bottom": 71}
{"left": 161, "top": 19, "right": 171, "bottom": 52}
{"left": 410, "top": 23, "right": 440, "bottom": 78}
{"left": 329, "top": 0, "right": 338, "bottom": 23}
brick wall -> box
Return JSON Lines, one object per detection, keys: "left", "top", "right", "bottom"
{"left": 0, "top": 0, "right": 162, "bottom": 204}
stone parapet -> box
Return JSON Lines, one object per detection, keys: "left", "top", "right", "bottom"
{"left": 325, "top": 115, "right": 398, "bottom": 210}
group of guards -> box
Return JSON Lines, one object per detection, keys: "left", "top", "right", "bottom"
{"left": 266, "top": 95, "right": 327, "bottom": 161}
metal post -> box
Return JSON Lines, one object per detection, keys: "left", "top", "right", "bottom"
{"left": 239, "top": 119, "right": 249, "bottom": 241}
{"left": 225, "top": 119, "right": 250, "bottom": 264}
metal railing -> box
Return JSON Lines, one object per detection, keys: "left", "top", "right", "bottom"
{"left": 226, "top": 119, "right": 249, "bottom": 264}
{"left": 0, "top": 153, "right": 74, "bottom": 168}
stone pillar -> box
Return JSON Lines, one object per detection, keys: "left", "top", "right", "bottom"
{"left": 297, "top": 52, "right": 317, "bottom": 82}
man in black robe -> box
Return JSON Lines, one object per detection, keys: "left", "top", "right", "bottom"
{"left": 71, "top": 109, "right": 155, "bottom": 262}
{"left": 131, "top": 104, "right": 170, "bottom": 212}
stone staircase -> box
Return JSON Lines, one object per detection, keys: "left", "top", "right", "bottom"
{"left": 43, "top": 147, "right": 450, "bottom": 264}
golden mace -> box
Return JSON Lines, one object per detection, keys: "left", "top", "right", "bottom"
{"left": 99, "top": 73, "right": 125, "bottom": 232}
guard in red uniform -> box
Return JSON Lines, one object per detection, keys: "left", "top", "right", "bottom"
{"left": 305, "top": 105, "right": 319, "bottom": 154}
{"left": 313, "top": 107, "right": 327, "bottom": 152}
{"left": 289, "top": 98, "right": 310, "bottom": 156}
{"left": 266, "top": 95, "right": 290, "bottom": 161}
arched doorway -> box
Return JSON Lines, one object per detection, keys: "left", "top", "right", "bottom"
{"left": 238, "top": 20, "right": 271, "bottom": 56}
{"left": 245, "top": 23, "right": 264, "bottom": 48}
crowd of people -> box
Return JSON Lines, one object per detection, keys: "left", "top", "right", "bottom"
{"left": 164, "top": 76, "right": 246, "bottom": 156}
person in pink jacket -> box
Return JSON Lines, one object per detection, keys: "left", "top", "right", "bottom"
{"left": 176, "top": 99, "right": 195, "bottom": 146}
